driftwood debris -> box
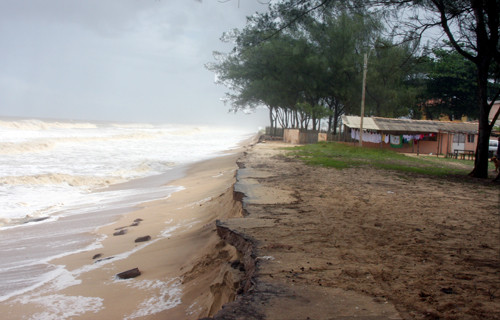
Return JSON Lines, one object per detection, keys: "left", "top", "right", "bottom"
{"left": 134, "top": 235, "right": 151, "bottom": 243}
{"left": 116, "top": 267, "right": 141, "bottom": 279}
{"left": 113, "top": 229, "right": 127, "bottom": 236}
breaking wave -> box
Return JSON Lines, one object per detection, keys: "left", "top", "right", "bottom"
{"left": 0, "top": 141, "right": 56, "bottom": 154}
{"left": 0, "top": 174, "right": 124, "bottom": 188}
{"left": 0, "top": 119, "right": 97, "bottom": 130}
{"left": 0, "top": 132, "right": 164, "bottom": 155}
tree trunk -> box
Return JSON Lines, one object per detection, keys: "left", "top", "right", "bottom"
{"left": 276, "top": 108, "right": 284, "bottom": 128}
{"left": 470, "top": 59, "right": 492, "bottom": 178}
{"left": 268, "top": 106, "right": 274, "bottom": 133}
{"left": 333, "top": 109, "right": 339, "bottom": 135}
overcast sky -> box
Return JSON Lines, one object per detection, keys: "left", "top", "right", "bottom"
{"left": 0, "top": 0, "right": 270, "bottom": 128}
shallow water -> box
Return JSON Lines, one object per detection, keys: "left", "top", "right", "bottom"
{"left": 0, "top": 118, "right": 252, "bottom": 225}
{"left": 0, "top": 118, "right": 254, "bottom": 304}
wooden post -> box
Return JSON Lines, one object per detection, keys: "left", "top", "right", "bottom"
{"left": 436, "top": 132, "right": 440, "bottom": 157}
{"left": 447, "top": 133, "right": 451, "bottom": 156}
{"left": 359, "top": 53, "right": 368, "bottom": 147}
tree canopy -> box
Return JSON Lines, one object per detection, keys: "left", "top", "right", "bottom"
{"left": 419, "top": 48, "right": 479, "bottom": 121}
{"left": 208, "top": 6, "right": 422, "bottom": 132}
{"left": 208, "top": 0, "right": 500, "bottom": 178}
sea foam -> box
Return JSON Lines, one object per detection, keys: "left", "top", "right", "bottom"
{"left": 124, "top": 278, "right": 183, "bottom": 319}
{"left": 0, "top": 119, "right": 252, "bottom": 224}
{"left": 16, "top": 294, "right": 104, "bottom": 320}
{"left": 0, "top": 118, "right": 254, "bottom": 308}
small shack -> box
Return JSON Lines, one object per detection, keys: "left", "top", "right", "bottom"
{"left": 342, "top": 115, "right": 479, "bottom": 158}
{"left": 283, "top": 129, "right": 328, "bottom": 144}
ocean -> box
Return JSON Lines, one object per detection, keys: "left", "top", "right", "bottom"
{"left": 0, "top": 118, "right": 254, "bottom": 304}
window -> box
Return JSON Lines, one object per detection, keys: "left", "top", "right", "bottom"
{"left": 453, "top": 133, "right": 466, "bottom": 143}
{"left": 422, "top": 134, "right": 437, "bottom": 141}
{"left": 467, "top": 134, "right": 475, "bottom": 143}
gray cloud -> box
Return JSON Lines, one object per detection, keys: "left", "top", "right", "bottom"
{"left": 0, "top": 0, "right": 269, "bottom": 128}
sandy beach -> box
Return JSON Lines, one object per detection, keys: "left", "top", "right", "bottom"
{"left": 0, "top": 142, "right": 251, "bottom": 319}
{"left": 212, "top": 141, "right": 500, "bottom": 320}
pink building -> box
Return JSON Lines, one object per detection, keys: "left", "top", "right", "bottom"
{"left": 342, "top": 116, "right": 478, "bottom": 158}
{"left": 489, "top": 101, "right": 500, "bottom": 132}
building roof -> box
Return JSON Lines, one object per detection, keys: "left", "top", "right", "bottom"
{"left": 341, "top": 116, "right": 379, "bottom": 130}
{"left": 342, "top": 115, "right": 478, "bottom": 134}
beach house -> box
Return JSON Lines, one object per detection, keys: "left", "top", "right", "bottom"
{"left": 341, "top": 115, "right": 479, "bottom": 158}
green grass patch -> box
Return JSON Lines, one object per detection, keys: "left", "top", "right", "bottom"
{"left": 286, "top": 142, "right": 471, "bottom": 176}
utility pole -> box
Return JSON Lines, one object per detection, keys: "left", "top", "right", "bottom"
{"left": 359, "top": 53, "right": 368, "bottom": 146}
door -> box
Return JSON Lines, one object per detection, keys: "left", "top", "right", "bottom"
{"left": 452, "top": 133, "right": 465, "bottom": 152}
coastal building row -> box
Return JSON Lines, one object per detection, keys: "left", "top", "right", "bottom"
{"left": 281, "top": 101, "right": 500, "bottom": 158}
{"left": 341, "top": 115, "right": 478, "bottom": 157}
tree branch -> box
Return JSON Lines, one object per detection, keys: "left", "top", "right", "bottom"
{"left": 257, "top": 0, "right": 332, "bottom": 44}
{"left": 431, "top": 0, "right": 477, "bottom": 63}
{"left": 488, "top": 90, "right": 500, "bottom": 129}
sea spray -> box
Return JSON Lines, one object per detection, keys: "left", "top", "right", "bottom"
{"left": 0, "top": 119, "right": 253, "bottom": 225}
{"left": 0, "top": 118, "right": 255, "bottom": 305}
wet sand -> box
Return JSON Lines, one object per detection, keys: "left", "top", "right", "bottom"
{"left": 0, "top": 144, "right": 251, "bottom": 319}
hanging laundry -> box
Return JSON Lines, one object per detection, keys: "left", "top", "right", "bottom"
{"left": 390, "top": 135, "right": 403, "bottom": 148}
{"left": 402, "top": 135, "right": 413, "bottom": 143}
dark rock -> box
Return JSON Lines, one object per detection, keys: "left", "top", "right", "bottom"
{"left": 113, "top": 229, "right": 127, "bottom": 236}
{"left": 116, "top": 267, "right": 141, "bottom": 279}
{"left": 135, "top": 235, "right": 151, "bottom": 243}
{"left": 92, "top": 253, "right": 102, "bottom": 260}
{"left": 130, "top": 218, "right": 143, "bottom": 227}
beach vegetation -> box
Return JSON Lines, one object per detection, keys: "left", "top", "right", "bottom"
{"left": 287, "top": 142, "right": 471, "bottom": 177}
